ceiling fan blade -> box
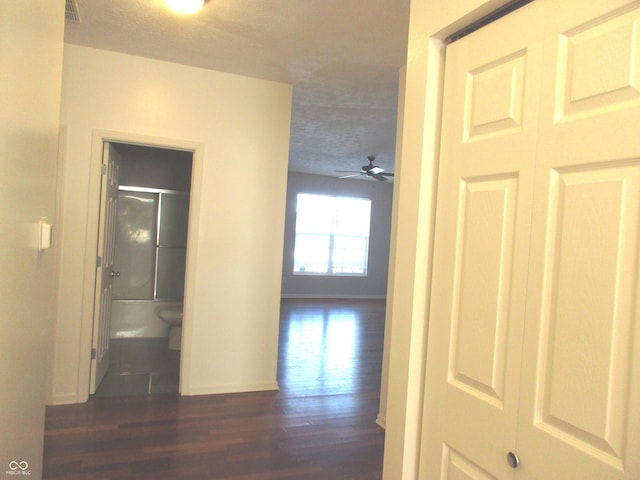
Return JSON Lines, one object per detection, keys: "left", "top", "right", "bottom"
{"left": 371, "top": 173, "right": 388, "bottom": 181}
{"left": 379, "top": 172, "right": 394, "bottom": 177}
{"left": 335, "top": 170, "right": 362, "bottom": 173}
{"left": 339, "top": 173, "right": 365, "bottom": 179}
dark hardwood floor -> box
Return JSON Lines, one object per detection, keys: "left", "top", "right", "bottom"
{"left": 43, "top": 299, "right": 386, "bottom": 479}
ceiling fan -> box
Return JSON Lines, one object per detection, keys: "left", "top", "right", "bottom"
{"left": 336, "top": 156, "right": 394, "bottom": 182}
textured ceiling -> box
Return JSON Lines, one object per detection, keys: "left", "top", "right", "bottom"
{"left": 64, "top": 0, "right": 410, "bottom": 178}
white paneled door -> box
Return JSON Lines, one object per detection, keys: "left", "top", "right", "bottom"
{"left": 421, "top": 0, "right": 640, "bottom": 478}
{"left": 517, "top": 0, "right": 640, "bottom": 478}
{"left": 420, "top": 1, "right": 543, "bottom": 477}
{"left": 89, "top": 143, "right": 120, "bottom": 394}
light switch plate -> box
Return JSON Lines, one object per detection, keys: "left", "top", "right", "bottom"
{"left": 39, "top": 221, "right": 53, "bottom": 251}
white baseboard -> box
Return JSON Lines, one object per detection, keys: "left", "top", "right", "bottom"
{"left": 281, "top": 294, "right": 386, "bottom": 300}
{"left": 184, "top": 381, "right": 279, "bottom": 396}
{"left": 376, "top": 412, "right": 386, "bottom": 430}
{"left": 47, "top": 392, "right": 82, "bottom": 405}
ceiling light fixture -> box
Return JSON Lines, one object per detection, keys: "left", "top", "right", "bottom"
{"left": 165, "top": 0, "right": 204, "bottom": 14}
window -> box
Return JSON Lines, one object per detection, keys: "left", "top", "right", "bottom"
{"left": 293, "top": 193, "right": 372, "bottom": 276}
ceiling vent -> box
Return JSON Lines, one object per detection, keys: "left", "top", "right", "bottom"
{"left": 65, "top": 0, "right": 80, "bottom": 23}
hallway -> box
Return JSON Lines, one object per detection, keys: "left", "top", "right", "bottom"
{"left": 43, "top": 299, "right": 386, "bottom": 479}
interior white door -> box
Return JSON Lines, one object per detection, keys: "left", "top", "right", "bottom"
{"left": 516, "top": 0, "right": 640, "bottom": 478}
{"left": 419, "top": 2, "right": 544, "bottom": 477}
{"left": 89, "top": 142, "right": 120, "bottom": 394}
{"left": 421, "top": 0, "right": 640, "bottom": 478}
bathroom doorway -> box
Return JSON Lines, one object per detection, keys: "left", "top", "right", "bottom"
{"left": 90, "top": 141, "right": 193, "bottom": 397}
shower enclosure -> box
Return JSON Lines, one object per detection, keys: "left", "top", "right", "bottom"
{"left": 109, "top": 144, "right": 192, "bottom": 340}
{"left": 113, "top": 187, "right": 189, "bottom": 303}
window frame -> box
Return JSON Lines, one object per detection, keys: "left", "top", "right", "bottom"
{"left": 292, "top": 193, "right": 372, "bottom": 277}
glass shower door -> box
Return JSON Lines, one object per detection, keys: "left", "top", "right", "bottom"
{"left": 112, "top": 191, "right": 157, "bottom": 300}
{"left": 155, "top": 193, "right": 189, "bottom": 300}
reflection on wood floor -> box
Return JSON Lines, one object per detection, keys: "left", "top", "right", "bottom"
{"left": 43, "top": 299, "right": 386, "bottom": 479}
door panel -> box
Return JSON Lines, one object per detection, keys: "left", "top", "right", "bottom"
{"left": 554, "top": 2, "right": 640, "bottom": 122}
{"left": 443, "top": 445, "right": 498, "bottom": 480}
{"left": 517, "top": 0, "right": 640, "bottom": 478}
{"left": 420, "top": 2, "right": 543, "bottom": 478}
{"left": 449, "top": 174, "right": 518, "bottom": 410}
{"left": 533, "top": 164, "right": 639, "bottom": 462}
{"left": 464, "top": 50, "right": 527, "bottom": 141}
{"left": 89, "top": 143, "right": 120, "bottom": 394}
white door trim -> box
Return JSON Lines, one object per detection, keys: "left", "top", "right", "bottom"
{"left": 77, "top": 129, "right": 204, "bottom": 401}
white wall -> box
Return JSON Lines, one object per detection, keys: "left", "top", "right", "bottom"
{"left": 51, "top": 45, "right": 292, "bottom": 403}
{"left": 0, "top": 1, "right": 64, "bottom": 476}
{"left": 281, "top": 172, "right": 393, "bottom": 299}
{"left": 382, "top": 1, "right": 524, "bottom": 478}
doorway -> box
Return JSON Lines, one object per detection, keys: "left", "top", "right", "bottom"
{"left": 90, "top": 142, "right": 193, "bottom": 396}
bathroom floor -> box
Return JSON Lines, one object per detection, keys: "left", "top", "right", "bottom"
{"left": 94, "top": 338, "right": 180, "bottom": 397}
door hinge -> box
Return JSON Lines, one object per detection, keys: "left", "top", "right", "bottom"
{"left": 96, "top": 256, "right": 102, "bottom": 267}
{"left": 101, "top": 164, "right": 108, "bottom": 175}
{"left": 91, "top": 348, "right": 96, "bottom": 360}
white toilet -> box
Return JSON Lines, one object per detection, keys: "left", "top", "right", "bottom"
{"left": 157, "top": 306, "right": 183, "bottom": 350}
